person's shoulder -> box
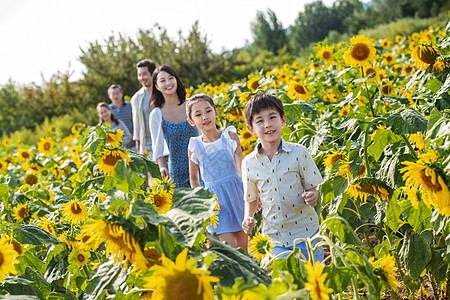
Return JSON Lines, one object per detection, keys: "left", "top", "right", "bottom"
{"left": 242, "top": 150, "right": 258, "bottom": 164}
{"left": 284, "top": 141, "right": 308, "bottom": 153}
{"left": 131, "top": 87, "right": 145, "bottom": 99}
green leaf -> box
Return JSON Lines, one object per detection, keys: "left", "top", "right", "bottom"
{"left": 432, "top": 73, "right": 450, "bottom": 103}
{"left": 204, "top": 233, "right": 271, "bottom": 287}
{"left": 285, "top": 248, "right": 307, "bottom": 289}
{"left": 405, "top": 200, "right": 432, "bottom": 233}
{"left": 13, "top": 225, "right": 63, "bottom": 246}
{"left": 131, "top": 200, "right": 168, "bottom": 225}
{"left": 114, "top": 159, "right": 133, "bottom": 193}
{"left": 385, "top": 189, "right": 402, "bottom": 231}
{"left": 398, "top": 232, "right": 432, "bottom": 279}
{"left": 0, "top": 183, "right": 9, "bottom": 206}
{"left": 428, "top": 248, "right": 448, "bottom": 284}
{"left": 44, "top": 256, "right": 68, "bottom": 283}
{"left": 368, "top": 129, "right": 402, "bottom": 162}
{"left": 386, "top": 109, "right": 428, "bottom": 135}
{"left": 427, "top": 108, "right": 442, "bottom": 132}
{"left": 128, "top": 151, "right": 161, "bottom": 179}
{"left": 333, "top": 176, "right": 348, "bottom": 198}
{"left": 165, "top": 188, "right": 215, "bottom": 247}
{"left": 84, "top": 259, "right": 128, "bottom": 298}
{"left": 430, "top": 209, "right": 448, "bottom": 234}
{"left": 425, "top": 78, "right": 443, "bottom": 93}
{"left": 284, "top": 101, "right": 316, "bottom": 125}
{"left": 324, "top": 265, "right": 352, "bottom": 293}
{"left": 348, "top": 149, "right": 364, "bottom": 177}
{"left": 24, "top": 267, "right": 52, "bottom": 298}
{"left": 16, "top": 252, "right": 46, "bottom": 275}
{"left": 323, "top": 215, "right": 363, "bottom": 247}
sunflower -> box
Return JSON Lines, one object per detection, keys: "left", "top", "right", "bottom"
{"left": 203, "top": 85, "right": 214, "bottom": 95}
{"left": 61, "top": 200, "right": 89, "bottom": 224}
{"left": 381, "top": 83, "right": 393, "bottom": 96}
{"left": 404, "top": 187, "right": 420, "bottom": 209}
{"left": 0, "top": 160, "right": 7, "bottom": 173}
{"left": 58, "top": 233, "right": 78, "bottom": 249}
{"left": 143, "top": 248, "right": 219, "bottom": 300}
{"left": 338, "top": 104, "right": 351, "bottom": 116}
{"left": 71, "top": 123, "right": 85, "bottom": 134}
{"left": 144, "top": 246, "right": 162, "bottom": 268}
{"left": 286, "top": 81, "right": 311, "bottom": 101}
{"left": 2, "top": 138, "right": 11, "bottom": 147}
{"left": 97, "top": 149, "right": 131, "bottom": 176}
{"left": 24, "top": 173, "right": 38, "bottom": 186}
{"left": 106, "top": 130, "right": 124, "bottom": 147}
{"left": 411, "top": 32, "right": 420, "bottom": 41}
{"left": 68, "top": 248, "right": 90, "bottom": 269}
{"left": 316, "top": 45, "right": 334, "bottom": 64}
{"left": 338, "top": 159, "right": 365, "bottom": 179}
{"left": 249, "top": 232, "right": 274, "bottom": 260}
{"left": 37, "top": 137, "right": 56, "bottom": 155}
{"left": 370, "top": 254, "right": 398, "bottom": 291}
{"left": 323, "top": 150, "right": 345, "bottom": 173}
{"left": 403, "top": 64, "right": 414, "bottom": 76}
{"left": 395, "top": 35, "right": 403, "bottom": 43}
{"left": 13, "top": 203, "right": 30, "bottom": 222}
{"left": 210, "top": 195, "right": 220, "bottom": 228}
{"left": 292, "top": 61, "right": 301, "bottom": 69}
{"left": 344, "top": 35, "right": 377, "bottom": 69}
{"left": 76, "top": 232, "right": 98, "bottom": 251}
{"left": 304, "top": 261, "right": 334, "bottom": 300}
{"left": 82, "top": 219, "right": 148, "bottom": 270}
{"left": 418, "top": 151, "right": 438, "bottom": 164}
{"left": 380, "top": 38, "right": 391, "bottom": 49}
{"left": 17, "top": 148, "right": 32, "bottom": 161}
{"left": 408, "top": 133, "right": 425, "bottom": 151}
{"left": 239, "top": 127, "right": 257, "bottom": 147}
{"left": 400, "top": 161, "right": 450, "bottom": 216}
{"left": 346, "top": 177, "right": 390, "bottom": 202}
{"left": 247, "top": 77, "right": 260, "bottom": 92}
{"left": 382, "top": 52, "right": 396, "bottom": 65}
{"left": 146, "top": 189, "right": 172, "bottom": 214}
{"left": 393, "top": 64, "right": 402, "bottom": 74}
{"left": 411, "top": 44, "right": 445, "bottom": 72}
{"left": 0, "top": 235, "right": 19, "bottom": 281}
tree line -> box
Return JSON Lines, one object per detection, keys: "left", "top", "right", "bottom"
{"left": 1, "top": 0, "right": 449, "bottom": 139}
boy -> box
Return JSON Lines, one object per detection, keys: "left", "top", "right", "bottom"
{"left": 242, "top": 93, "right": 324, "bottom": 261}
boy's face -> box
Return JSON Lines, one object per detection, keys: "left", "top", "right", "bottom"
{"left": 247, "top": 108, "right": 286, "bottom": 144}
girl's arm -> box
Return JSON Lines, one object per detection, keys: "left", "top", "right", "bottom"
{"left": 242, "top": 200, "right": 258, "bottom": 235}
{"left": 188, "top": 150, "right": 201, "bottom": 188}
{"left": 229, "top": 131, "right": 243, "bottom": 177}
{"left": 156, "top": 157, "right": 168, "bottom": 178}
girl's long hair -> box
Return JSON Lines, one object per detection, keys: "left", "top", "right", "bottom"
{"left": 97, "top": 102, "right": 119, "bottom": 126}
{"left": 150, "top": 65, "right": 186, "bottom": 108}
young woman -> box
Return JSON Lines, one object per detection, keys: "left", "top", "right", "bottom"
{"left": 96, "top": 102, "right": 132, "bottom": 147}
{"left": 149, "top": 66, "right": 199, "bottom": 188}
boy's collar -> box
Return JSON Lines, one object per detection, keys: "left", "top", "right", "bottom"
{"left": 256, "top": 138, "right": 291, "bottom": 155}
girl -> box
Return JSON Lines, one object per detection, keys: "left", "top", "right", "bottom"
{"left": 187, "top": 94, "right": 247, "bottom": 250}
{"left": 97, "top": 102, "right": 132, "bottom": 147}
{"left": 149, "top": 66, "right": 199, "bottom": 188}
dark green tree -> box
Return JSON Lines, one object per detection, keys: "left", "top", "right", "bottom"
{"left": 250, "top": 9, "right": 288, "bottom": 55}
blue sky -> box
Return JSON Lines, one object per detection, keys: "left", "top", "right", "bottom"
{"left": 0, "top": 0, "right": 342, "bottom": 85}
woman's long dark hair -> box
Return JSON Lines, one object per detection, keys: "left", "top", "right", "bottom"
{"left": 97, "top": 102, "right": 119, "bottom": 126}
{"left": 150, "top": 65, "right": 186, "bottom": 108}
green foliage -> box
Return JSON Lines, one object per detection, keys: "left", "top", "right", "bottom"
{"left": 250, "top": 9, "right": 288, "bottom": 55}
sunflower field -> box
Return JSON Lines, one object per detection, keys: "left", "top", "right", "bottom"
{"left": 1, "top": 15, "right": 450, "bottom": 300}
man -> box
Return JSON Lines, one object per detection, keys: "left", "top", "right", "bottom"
{"left": 131, "top": 59, "right": 156, "bottom": 157}
{"left": 108, "top": 84, "right": 135, "bottom": 150}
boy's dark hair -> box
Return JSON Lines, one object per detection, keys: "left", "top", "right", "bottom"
{"left": 244, "top": 93, "right": 285, "bottom": 126}
{"left": 136, "top": 59, "right": 156, "bottom": 74}
{"left": 151, "top": 65, "right": 186, "bottom": 108}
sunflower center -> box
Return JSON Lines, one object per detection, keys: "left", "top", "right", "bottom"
{"left": 366, "top": 67, "right": 375, "bottom": 75}
{"left": 405, "top": 66, "right": 413, "bottom": 73}
{"left": 166, "top": 272, "right": 202, "bottom": 300}
{"left": 21, "top": 152, "right": 30, "bottom": 159}
{"left": 382, "top": 85, "right": 391, "bottom": 95}
{"left": 18, "top": 207, "right": 28, "bottom": 219}
{"left": 386, "top": 56, "right": 393, "bottom": 62}
{"left": 153, "top": 194, "right": 164, "bottom": 207}
{"left": 419, "top": 47, "right": 439, "bottom": 65}
{"left": 77, "top": 254, "right": 86, "bottom": 263}
{"left": 12, "top": 240, "right": 23, "bottom": 255}
{"left": 82, "top": 235, "right": 91, "bottom": 243}
{"left": 243, "top": 132, "right": 252, "bottom": 139}
{"left": 294, "top": 84, "right": 306, "bottom": 94}
{"left": 360, "top": 184, "right": 376, "bottom": 194}
{"left": 71, "top": 203, "right": 82, "bottom": 214}
{"left": 330, "top": 154, "right": 343, "bottom": 165}
{"left": 351, "top": 43, "right": 370, "bottom": 61}
{"left": 43, "top": 142, "right": 51, "bottom": 150}
{"left": 25, "top": 174, "right": 37, "bottom": 185}
{"left": 323, "top": 51, "right": 331, "bottom": 59}
{"left": 420, "top": 169, "right": 442, "bottom": 192}
{"left": 103, "top": 154, "right": 122, "bottom": 166}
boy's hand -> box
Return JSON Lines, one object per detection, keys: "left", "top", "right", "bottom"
{"left": 302, "top": 188, "right": 318, "bottom": 207}
{"left": 242, "top": 217, "right": 254, "bottom": 235}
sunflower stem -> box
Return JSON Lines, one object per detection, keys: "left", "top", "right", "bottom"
{"left": 351, "top": 277, "right": 361, "bottom": 300}
{"left": 384, "top": 225, "right": 407, "bottom": 282}
{"left": 363, "top": 126, "right": 371, "bottom": 177}
{"left": 401, "top": 135, "right": 418, "bottom": 159}
{"left": 428, "top": 271, "right": 439, "bottom": 298}
{"left": 361, "top": 66, "right": 376, "bottom": 118}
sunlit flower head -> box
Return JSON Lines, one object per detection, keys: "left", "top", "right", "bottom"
{"left": 61, "top": 200, "right": 89, "bottom": 224}
{"left": 402, "top": 63, "right": 414, "bottom": 76}
{"left": 395, "top": 35, "right": 403, "bottom": 43}
{"left": 0, "top": 235, "right": 19, "bottom": 281}
{"left": 418, "top": 151, "right": 438, "bottom": 164}
{"left": 411, "top": 44, "right": 445, "bottom": 72}
{"left": 382, "top": 52, "right": 396, "bottom": 65}
{"left": 38, "top": 218, "right": 56, "bottom": 236}
{"left": 144, "top": 246, "right": 162, "bottom": 268}
{"left": 68, "top": 248, "right": 90, "bottom": 269}
{"left": 323, "top": 150, "right": 345, "bottom": 173}
{"left": 380, "top": 38, "right": 391, "bottom": 49}
{"left": 0, "top": 160, "right": 7, "bottom": 173}
{"left": 346, "top": 177, "right": 390, "bottom": 202}
{"left": 13, "top": 203, "right": 30, "bottom": 222}
{"left": 370, "top": 254, "right": 398, "bottom": 291}
{"left": 408, "top": 133, "right": 425, "bottom": 151}
{"left": 17, "top": 148, "right": 32, "bottom": 161}
{"left": 209, "top": 195, "right": 220, "bottom": 228}
{"left": 106, "top": 130, "right": 124, "bottom": 148}
{"left": 344, "top": 35, "right": 377, "bottom": 69}
{"left": 143, "top": 248, "right": 219, "bottom": 300}
{"left": 316, "top": 45, "right": 334, "bottom": 64}
{"left": 146, "top": 189, "right": 172, "bottom": 214}
{"left": 247, "top": 77, "right": 260, "bottom": 93}
{"left": 305, "top": 261, "right": 334, "bottom": 300}
{"left": 2, "top": 138, "right": 11, "bottom": 147}
{"left": 24, "top": 173, "right": 38, "bottom": 186}
{"left": 287, "top": 80, "right": 311, "bottom": 101}
{"left": 96, "top": 149, "right": 131, "bottom": 176}
{"left": 249, "top": 232, "right": 274, "bottom": 260}
{"left": 37, "top": 137, "right": 56, "bottom": 155}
